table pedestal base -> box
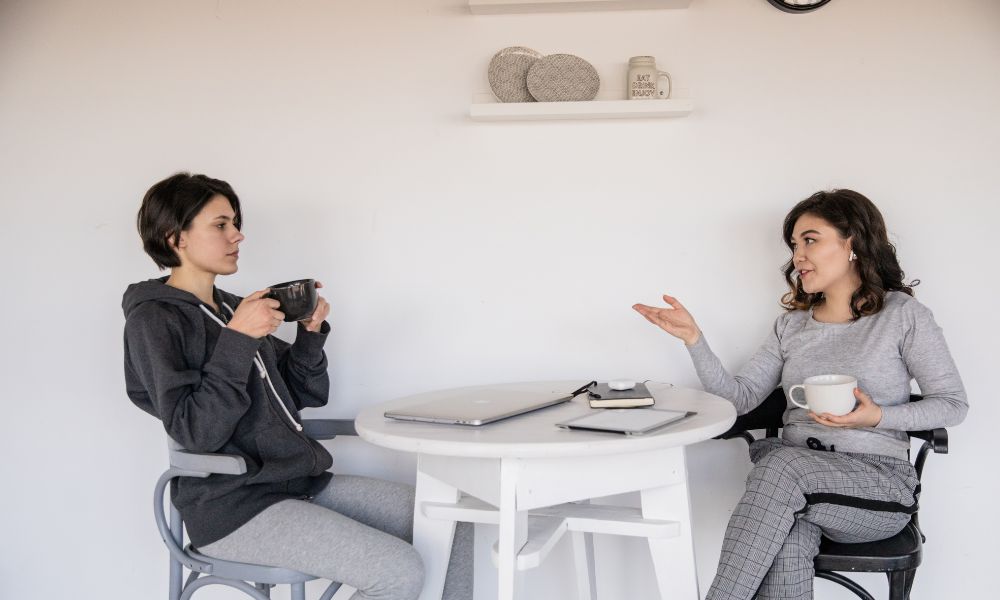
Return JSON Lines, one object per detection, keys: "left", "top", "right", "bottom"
{"left": 413, "top": 446, "right": 699, "bottom": 600}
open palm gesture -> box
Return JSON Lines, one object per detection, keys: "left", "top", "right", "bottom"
{"left": 632, "top": 294, "right": 702, "bottom": 346}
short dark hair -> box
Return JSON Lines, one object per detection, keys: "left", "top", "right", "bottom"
{"left": 137, "top": 173, "right": 242, "bottom": 269}
{"left": 780, "top": 189, "right": 917, "bottom": 319}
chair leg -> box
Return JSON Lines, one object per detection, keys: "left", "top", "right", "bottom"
{"left": 887, "top": 568, "right": 918, "bottom": 600}
{"left": 887, "top": 570, "right": 908, "bottom": 600}
{"left": 816, "top": 571, "right": 876, "bottom": 600}
{"left": 254, "top": 583, "right": 272, "bottom": 598}
{"left": 903, "top": 568, "right": 917, "bottom": 599}
{"left": 290, "top": 582, "right": 306, "bottom": 600}
{"left": 169, "top": 505, "right": 184, "bottom": 600}
{"left": 318, "top": 582, "right": 343, "bottom": 600}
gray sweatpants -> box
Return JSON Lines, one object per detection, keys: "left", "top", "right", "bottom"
{"left": 199, "top": 474, "right": 473, "bottom": 600}
{"left": 707, "top": 438, "right": 919, "bottom": 600}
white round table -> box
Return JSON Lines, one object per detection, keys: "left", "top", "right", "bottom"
{"left": 356, "top": 381, "right": 735, "bottom": 600}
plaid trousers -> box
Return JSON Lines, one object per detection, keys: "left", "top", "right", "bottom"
{"left": 706, "top": 438, "right": 919, "bottom": 600}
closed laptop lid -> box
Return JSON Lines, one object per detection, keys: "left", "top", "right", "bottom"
{"left": 384, "top": 385, "right": 581, "bottom": 426}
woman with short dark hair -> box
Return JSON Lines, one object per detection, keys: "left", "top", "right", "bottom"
{"left": 634, "top": 189, "right": 967, "bottom": 600}
{"left": 124, "top": 172, "right": 471, "bottom": 600}
{"left": 137, "top": 173, "right": 243, "bottom": 270}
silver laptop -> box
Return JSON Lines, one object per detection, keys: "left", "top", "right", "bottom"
{"left": 384, "top": 383, "right": 589, "bottom": 426}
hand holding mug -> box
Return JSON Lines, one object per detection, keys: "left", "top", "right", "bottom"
{"left": 228, "top": 289, "right": 284, "bottom": 338}
{"left": 810, "top": 388, "right": 883, "bottom": 429}
{"left": 632, "top": 294, "right": 702, "bottom": 346}
{"left": 300, "top": 281, "right": 330, "bottom": 333}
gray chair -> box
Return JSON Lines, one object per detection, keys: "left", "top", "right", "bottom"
{"left": 153, "top": 419, "right": 359, "bottom": 600}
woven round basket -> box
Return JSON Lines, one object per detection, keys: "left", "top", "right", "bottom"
{"left": 526, "top": 54, "right": 600, "bottom": 102}
{"left": 488, "top": 46, "right": 543, "bottom": 103}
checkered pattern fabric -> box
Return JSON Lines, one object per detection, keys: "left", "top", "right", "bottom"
{"left": 707, "top": 438, "right": 919, "bottom": 600}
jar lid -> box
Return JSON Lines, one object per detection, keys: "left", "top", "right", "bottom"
{"left": 628, "top": 56, "right": 656, "bottom": 65}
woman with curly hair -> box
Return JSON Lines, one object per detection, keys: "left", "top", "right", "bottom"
{"left": 633, "top": 189, "right": 967, "bottom": 600}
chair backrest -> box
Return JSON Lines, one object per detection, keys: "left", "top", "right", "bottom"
{"left": 154, "top": 419, "right": 354, "bottom": 572}
{"left": 718, "top": 388, "right": 952, "bottom": 540}
{"left": 154, "top": 447, "right": 249, "bottom": 578}
{"left": 719, "top": 389, "right": 949, "bottom": 480}
{"left": 151, "top": 420, "right": 357, "bottom": 600}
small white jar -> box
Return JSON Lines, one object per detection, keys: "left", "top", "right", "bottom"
{"left": 627, "top": 56, "right": 671, "bottom": 100}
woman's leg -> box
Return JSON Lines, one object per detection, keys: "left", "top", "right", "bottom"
{"left": 754, "top": 500, "right": 913, "bottom": 600}
{"left": 706, "top": 440, "right": 916, "bottom": 600}
{"left": 198, "top": 498, "right": 424, "bottom": 600}
{"left": 314, "top": 474, "right": 474, "bottom": 600}
{"left": 754, "top": 518, "right": 823, "bottom": 600}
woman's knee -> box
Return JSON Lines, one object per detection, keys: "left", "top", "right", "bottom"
{"left": 364, "top": 543, "right": 425, "bottom": 600}
{"left": 744, "top": 447, "right": 817, "bottom": 506}
{"left": 748, "top": 437, "right": 785, "bottom": 463}
{"left": 392, "top": 545, "right": 426, "bottom": 600}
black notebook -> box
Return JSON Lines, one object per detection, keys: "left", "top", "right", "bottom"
{"left": 588, "top": 382, "right": 654, "bottom": 408}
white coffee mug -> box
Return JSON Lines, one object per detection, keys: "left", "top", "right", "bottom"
{"left": 788, "top": 375, "right": 858, "bottom": 416}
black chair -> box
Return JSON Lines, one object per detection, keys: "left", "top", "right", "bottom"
{"left": 716, "top": 389, "right": 948, "bottom": 600}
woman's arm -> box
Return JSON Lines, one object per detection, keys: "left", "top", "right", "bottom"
{"left": 686, "top": 323, "right": 784, "bottom": 415}
{"left": 271, "top": 284, "right": 332, "bottom": 410}
{"left": 634, "top": 294, "right": 784, "bottom": 414}
{"left": 877, "top": 302, "right": 968, "bottom": 431}
{"left": 125, "top": 305, "right": 262, "bottom": 452}
{"left": 273, "top": 321, "right": 331, "bottom": 410}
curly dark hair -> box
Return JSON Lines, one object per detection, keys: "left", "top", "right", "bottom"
{"left": 780, "top": 189, "right": 917, "bottom": 319}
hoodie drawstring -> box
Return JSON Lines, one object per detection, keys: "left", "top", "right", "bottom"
{"left": 200, "top": 303, "right": 303, "bottom": 432}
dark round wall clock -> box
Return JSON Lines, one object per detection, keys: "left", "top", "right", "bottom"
{"left": 767, "top": 0, "right": 833, "bottom": 13}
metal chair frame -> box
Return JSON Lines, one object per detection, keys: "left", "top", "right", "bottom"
{"left": 153, "top": 419, "right": 359, "bottom": 600}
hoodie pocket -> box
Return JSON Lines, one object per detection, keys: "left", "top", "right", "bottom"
{"left": 246, "top": 429, "right": 312, "bottom": 485}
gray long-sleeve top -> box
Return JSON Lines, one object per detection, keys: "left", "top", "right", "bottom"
{"left": 687, "top": 291, "right": 967, "bottom": 460}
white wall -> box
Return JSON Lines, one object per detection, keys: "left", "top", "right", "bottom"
{"left": 1, "top": 0, "right": 997, "bottom": 598}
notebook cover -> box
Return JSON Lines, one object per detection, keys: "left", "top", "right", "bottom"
{"left": 588, "top": 382, "right": 653, "bottom": 401}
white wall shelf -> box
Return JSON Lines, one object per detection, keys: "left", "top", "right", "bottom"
{"left": 469, "top": 98, "right": 693, "bottom": 121}
{"left": 469, "top": 0, "right": 692, "bottom": 14}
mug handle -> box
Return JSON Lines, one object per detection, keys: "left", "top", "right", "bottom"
{"left": 788, "top": 385, "right": 809, "bottom": 410}
{"left": 656, "top": 70, "right": 672, "bottom": 99}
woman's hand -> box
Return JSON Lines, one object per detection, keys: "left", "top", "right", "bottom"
{"left": 810, "top": 388, "right": 883, "bottom": 428}
{"left": 228, "top": 289, "right": 284, "bottom": 339}
{"left": 632, "top": 294, "right": 702, "bottom": 346}
{"left": 300, "top": 281, "right": 330, "bottom": 333}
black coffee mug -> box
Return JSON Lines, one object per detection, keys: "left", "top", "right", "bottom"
{"left": 266, "top": 279, "right": 318, "bottom": 322}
